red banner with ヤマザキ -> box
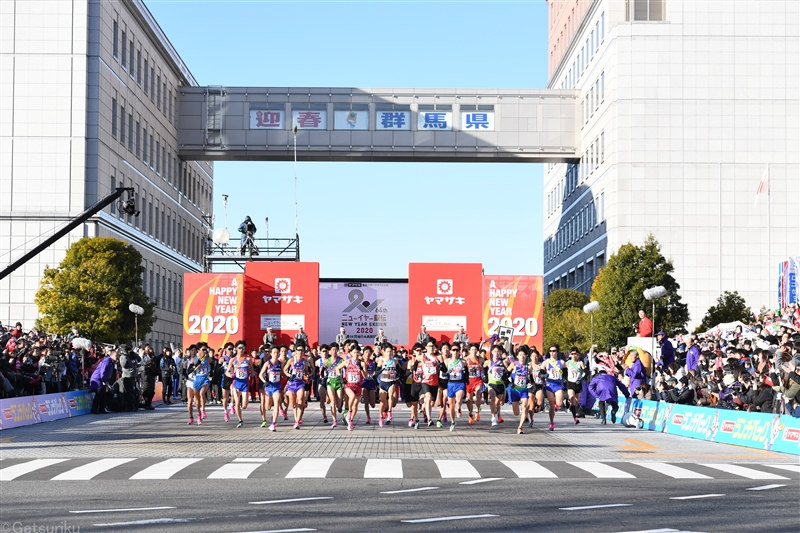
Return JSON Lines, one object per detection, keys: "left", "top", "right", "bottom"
{"left": 183, "top": 273, "right": 245, "bottom": 350}
{"left": 482, "top": 275, "right": 544, "bottom": 352}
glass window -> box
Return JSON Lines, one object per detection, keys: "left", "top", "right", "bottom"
{"left": 601, "top": 12, "right": 605, "bottom": 40}
{"left": 119, "top": 108, "right": 125, "bottom": 145}
{"left": 128, "top": 40, "right": 134, "bottom": 78}
{"left": 112, "top": 21, "right": 118, "bottom": 59}
{"left": 110, "top": 175, "right": 116, "bottom": 214}
{"left": 601, "top": 72, "right": 605, "bottom": 101}
{"left": 156, "top": 75, "right": 161, "bottom": 110}
{"left": 142, "top": 128, "right": 148, "bottom": 164}
{"left": 127, "top": 113, "right": 133, "bottom": 151}
{"left": 155, "top": 141, "right": 160, "bottom": 174}
{"left": 111, "top": 98, "right": 117, "bottom": 137}
{"left": 136, "top": 50, "right": 141, "bottom": 84}
{"left": 144, "top": 60, "right": 148, "bottom": 94}
{"left": 121, "top": 31, "right": 126, "bottom": 68}
{"left": 135, "top": 121, "right": 141, "bottom": 158}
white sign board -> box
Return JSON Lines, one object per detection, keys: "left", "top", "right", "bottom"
{"left": 418, "top": 111, "right": 452, "bottom": 130}
{"left": 460, "top": 111, "right": 494, "bottom": 131}
{"left": 292, "top": 110, "right": 327, "bottom": 130}
{"left": 261, "top": 314, "right": 305, "bottom": 331}
{"left": 376, "top": 111, "right": 411, "bottom": 130}
{"left": 423, "top": 315, "right": 467, "bottom": 331}
{"left": 319, "top": 282, "right": 408, "bottom": 345}
{"left": 334, "top": 110, "right": 369, "bottom": 130}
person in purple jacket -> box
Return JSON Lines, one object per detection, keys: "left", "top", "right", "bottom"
{"left": 624, "top": 349, "right": 647, "bottom": 396}
{"left": 589, "top": 365, "right": 629, "bottom": 424}
{"left": 89, "top": 349, "right": 119, "bottom": 414}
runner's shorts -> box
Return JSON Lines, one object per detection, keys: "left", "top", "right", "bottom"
{"left": 467, "top": 378, "right": 483, "bottom": 396}
{"left": 566, "top": 381, "right": 583, "bottom": 394}
{"left": 362, "top": 379, "right": 377, "bottom": 391}
{"left": 545, "top": 380, "right": 563, "bottom": 394}
{"left": 232, "top": 380, "right": 248, "bottom": 393}
{"left": 447, "top": 382, "right": 466, "bottom": 399}
{"left": 509, "top": 387, "right": 529, "bottom": 402}
{"left": 488, "top": 383, "right": 505, "bottom": 396}
{"left": 420, "top": 384, "right": 438, "bottom": 398}
{"left": 265, "top": 383, "right": 282, "bottom": 397}
{"left": 285, "top": 380, "right": 304, "bottom": 394}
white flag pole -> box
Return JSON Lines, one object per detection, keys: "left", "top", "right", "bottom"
{"left": 767, "top": 163, "right": 771, "bottom": 310}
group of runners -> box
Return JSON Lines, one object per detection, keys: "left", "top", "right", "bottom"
{"left": 181, "top": 338, "right": 590, "bottom": 434}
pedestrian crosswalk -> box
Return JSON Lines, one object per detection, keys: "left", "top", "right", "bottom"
{"left": 0, "top": 458, "right": 796, "bottom": 482}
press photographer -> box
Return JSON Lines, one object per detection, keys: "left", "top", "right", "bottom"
{"left": 238, "top": 216, "right": 257, "bottom": 256}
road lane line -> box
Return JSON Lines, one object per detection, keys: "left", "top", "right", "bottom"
{"left": 0, "top": 459, "right": 69, "bottom": 481}
{"left": 762, "top": 463, "right": 800, "bottom": 474}
{"left": 459, "top": 478, "right": 503, "bottom": 485}
{"left": 567, "top": 462, "right": 636, "bottom": 479}
{"left": 249, "top": 497, "right": 333, "bottom": 505}
{"left": 94, "top": 518, "right": 191, "bottom": 526}
{"left": 699, "top": 464, "right": 788, "bottom": 480}
{"left": 670, "top": 494, "right": 726, "bottom": 500}
{"left": 559, "top": 504, "right": 633, "bottom": 510}
{"left": 71, "top": 506, "right": 177, "bottom": 514}
{"left": 232, "top": 458, "right": 270, "bottom": 463}
{"left": 364, "top": 459, "right": 403, "bottom": 479}
{"left": 746, "top": 484, "right": 786, "bottom": 491}
{"left": 380, "top": 487, "right": 439, "bottom": 494}
{"left": 401, "top": 514, "right": 498, "bottom": 523}
{"left": 129, "top": 458, "right": 202, "bottom": 480}
{"left": 208, "top": 462, "right": 263, "bottom": 479}
{"left": 434, "top": 459, "right": 480, "bottom": 478}
{"left": 285, "top": 458, "right": 335, "bottom": 478}
{"left": 632, "top": 462, "right": 711, "bottom": 479}
{"left": 52, "top": 458, "right": 135, "bottom": 481}
{"left": 501, "top": 460, "right": 557, "bottom": 478}
{"left": 230, "top": 529, "right": 316, "bottom": 533}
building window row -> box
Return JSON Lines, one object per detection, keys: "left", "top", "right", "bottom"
{"left": 545, "top": 190, "right": 604, "bottom": 265}
{"left": 546, "top": 130, "right": 604, "bottom": 217}
{"left": 580, "top": 130, "right": 605, "bottom": 183}
{"left": 560, "top": 11, "right": 605, "bottom": 90}
{"left": 144, "top": 263, "right": 183, "bottom": 314}
{"left": 582, "top": 71, "right": 605, "bottom": 124}
{"left": 546, "top": 253, "right": 605, "bottom": 297}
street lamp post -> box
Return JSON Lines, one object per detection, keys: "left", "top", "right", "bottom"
{"left": 643, "top": 285, "right": 667, "bottom": 384}
{"left": 583, "top": 300, "right": 600, "bottom": 347}
{"left": 129, "top": 304, "right": 144, "bottom": 345}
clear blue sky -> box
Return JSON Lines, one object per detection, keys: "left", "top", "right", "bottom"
{"left": 146, "top": 0, "right": 550, "bottom": 278}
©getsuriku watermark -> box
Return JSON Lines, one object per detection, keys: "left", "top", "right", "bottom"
{"left": 0, "top": 522, "right": 79, "bottom": 533}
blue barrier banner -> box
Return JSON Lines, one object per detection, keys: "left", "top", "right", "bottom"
{"left": 0, "top": 391, "right": 92, "bottom": 430}
{"left": 602, "top": 397, "right": 800, "bottom": 456}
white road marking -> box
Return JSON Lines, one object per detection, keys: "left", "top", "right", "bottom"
{"left": 0, "top": 459, "right": 69, "bottom": 481}
{"left": 700, "top": 464, "right": 788, "bottom": 480}
{"left": 632, "top": 462, "right": 711, "bottom": 479}
{"left": 614, "top": 529, "right": 681, "bottom": 533}
{"left": 94, "top": 518, "right": 191, "bottom": 526}
{"left": 401, "top": 514, "right": 499, "bottom": 523}
{"left": 230, "top": 529, "right": 316, "bottom": 533}
{"left": 501, "top": 460, "right": 557, "bottom": 478}
{"left": 434, "top": 459, "right": 480, "bottom": 478}
{"left": 129, "top": 458, "right": 202, "bottom": 480}
{"left": 70, "top": 506, "right": 177, "bottom": 514}
{"left": 380, "top": 487, "right": 439, "bottom": 494}
{"left": 459, "top": 477, "right": 503, "bottom": 485}
{"left": 746, "top": 484, "right": 786, "bottom": 491}
{"left": 207, "top": 462, "right": 263, "bottom": 479}
{"left": 568, "top": 461, "right": 636, "bottom": 479}
{"left": 560, "top": 504, "right": 633, "bottom": 511}
{"left": 285, "top": 458, "right": 335, "bottom": 478}
{"left": 232, "top": 458, "right": 270, "bottom": 463}
{"left": 762, "top": 463, "right": 800, "bottom": 474}
{"left": 249, "top": 497, "right": 333, "bottom": 505}
{"left": 364, "top": 458, "right": 403, "bottom": 479}
{"left": 670, "top": 494, "right": 726, "bottom": 500}
{"left": 52, "top": 458, "right": 135, "bottom": 481}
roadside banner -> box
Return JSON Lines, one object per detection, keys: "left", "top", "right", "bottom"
{"left": 482, "top": 275, "right": 543, "bottom": 352}
{"left": 182, "top": 273, "right": 245, "bottom": 349}
{"left": 319, "top": 281, "right": 408, "bottom": 346}
{"left": 0, "top": 391, "right": 92, "bottom": 430}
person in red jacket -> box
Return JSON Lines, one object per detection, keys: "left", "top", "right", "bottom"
{"left": 635, "top": 309, "right": 653, "bottom": 338}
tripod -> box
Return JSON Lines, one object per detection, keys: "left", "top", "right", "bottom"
{"left": 240, "top": 231, "right": 259, "bottom": 258}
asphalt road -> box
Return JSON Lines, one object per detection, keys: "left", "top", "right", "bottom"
{"left": 1, "top": 477, "right": 798, "bottom": 533}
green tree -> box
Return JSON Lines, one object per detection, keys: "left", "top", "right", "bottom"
{"left": 35, "top": 237, "right": 156, "bottom": 342}
{"left": 696, "top": 291, "right": 752, "bottom": 332}
{"left": 590, "top": 235, "right": 689, "bottom": 349}
{"left": 544, "top": 289, "right": 590, "bottom": 351}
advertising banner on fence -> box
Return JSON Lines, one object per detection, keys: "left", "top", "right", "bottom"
{"left": 320, "top": 281, "right": 408, "bottom": 346}
{"left": 1, "top": 391, "right": 92, "bottom": 430}
{"left": 183, "top": 273, "right": 245, "bottom": 349}
{"left": 607, "top": 397, "right": 800, "bottom": 455}
{"left": 245, "top": 262, "right": 320, "bottom": 347}
{"left": 408, "top": 263, "right": 483, "bottom": 345}
{"left": 778, "top": 256, "right": 799, "bottom": 308}
{"left": 482, "top": 275, "right": 544, "bottom": 352}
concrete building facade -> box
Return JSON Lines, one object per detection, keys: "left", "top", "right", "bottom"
{"left": 543, "top": 0, "right": 799, "bottom": 326}
{"left": 1, "top": 0, "right": 212, "bottom": 347}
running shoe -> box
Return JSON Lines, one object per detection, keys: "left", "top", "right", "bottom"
{"left": 414, "top": 420, "right": 420, "bottom": 429}
{"left": 468, "top": 414, "right": 475, "bottom": 425}
{"left": 332, "top": 420, "right": 338, "bottom": 428}
{"left": 442, "top": 413, "right": 447, "bottom": 423}
{"left": 491, "top": 417, "right": 498, "bottom": 427}
{"left": 298, "top": 419, "right": 303, "bottom": 425}
{"left": 422, "top": 413, "right": 428, "bottom": 423}
{"left": 196, "top": 417, "right": 202, "bottom": 425}
{"left": 187, "top": 418, "right": 194, "bottom": 425}
{"left": 387, "top": 412, "right": 393, "bottom": 423}
{"left": 379, "top": 417, "right": 385, "bottom": 428}
{"left": 611, "top": 411, "right": 617, "bottom": 424}
{"left": 517, "top": 427, "right": 523, "bottom": 435}
{"left": 224, "top": 411, "right": 229, "bottom": 422}
{"left": 348, "top": 421, "right": 354, "bottom": 431}
{"left": 281, "top": 409, "right": 288, "bottom": 420}
{"left": 294, "top": 423, "right": 300, "bottom": 430}
{"left": 548, "top": 423, "right": 554, "bottom": 431}
{"left": 201, "top": 410, "right": 207, "bottom": 420}
{"left": 261, "top": 421, "right": 268, "bottom": 428}
{"left": 408, "top": 419, "right": 414, "bottom": 427}
{"left": 498, "top": 416, "right": 504, "bottom": 424}
{"left": 450, "top": 422, "right": 456, "bottom": 432}
{"left": 269, "top": 422, "right": 277, "bottom": 432}
{"left": 323, "top": 416, "right": 329, "bottom": 424}
{"left": 337, "top": 407, "right": 343, "bottom": 414}
{"left": 574, "top": 417, "right": 580, "bottom": 425}
{"left": 237, "top": 421, "right": 244, "bottom": 428}
{"left": 436, "top": 420, "right": 443, "bottom": 428}
{"left": 528, "top": 419, "right": 534, "bottom": 428}
{"left": 476, "top": 411, "right": 481, "bottom": 422}
{"left": 458, "top": 409, "right": 462, "bottom": 418}
{"left": 365, "top": 417, "right": 371, "bottom": 425}
{"left": 428, "top": 420, "right": 434, "bottom": 427}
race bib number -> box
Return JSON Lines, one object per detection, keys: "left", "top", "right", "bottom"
{"left": 347, "top": 371, "right": 361, "bottom": 384}
{"left": 547, "top": 368, "right": 561, "bottom": 380}
{"left": 514, "top": 375, "right": 527, "bottom": 388}
{"left": 268, "top": 371, "right": 281, "bottom": 383}
{"left": 568, "top": 368, "right": 582, "bottom": 382}
{"left": 382, "top": 369, "right": 397, "bottom": 381}
{"left": 423, "top": 365, "right": 436, "bottom": 377}
{"left": 490, "top": 368, "right": 503, "bottom": 380}
{"left": 292, "top": 370, "right": 304, "bottom": 381}
{"left": 195, "top": 366, "right": 207, "bottom": 376}
{"left": 468, "top": 366, "right": 481, "bottom": 379}
{"left": 235, "top": 368, "right": 247, "bottom": 380}
{"left": 448, "top": 366, "right": 463, "bottom": 381}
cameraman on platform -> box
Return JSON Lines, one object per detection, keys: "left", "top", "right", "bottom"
{"left": 238, "top": 216, "right": 257, "bottom": 256}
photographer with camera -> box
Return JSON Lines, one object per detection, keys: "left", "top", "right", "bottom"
{"left": 119, "top": 347, "right": 140, "bottom": 411}
{"left": 139, "top": 346, "right": 157, "bottom": 410}
{"left": 238, "top": 216, "right": 258, "bottom": 256}
{"left": 160, "top": 347, "right": 176, "bottom": 404}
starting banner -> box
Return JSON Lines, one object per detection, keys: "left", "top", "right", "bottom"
{"left": 482, "top": 275, "right": 543, "bottom": 352}
{"left": 607, "top": 397, "right": 800, "bottom": 455}
{"left": 0, "top": 390, "right": 92, "bottom": 430}
{"left": 319, "top": 281, "right": 408, "bottom": 346}
{"left": 183, "top": 273, "right": 245, "bottom": 349}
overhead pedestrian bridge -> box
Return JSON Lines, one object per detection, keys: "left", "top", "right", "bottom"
{"left": 177, "top": 87, "right": 580, "bottom": 163}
